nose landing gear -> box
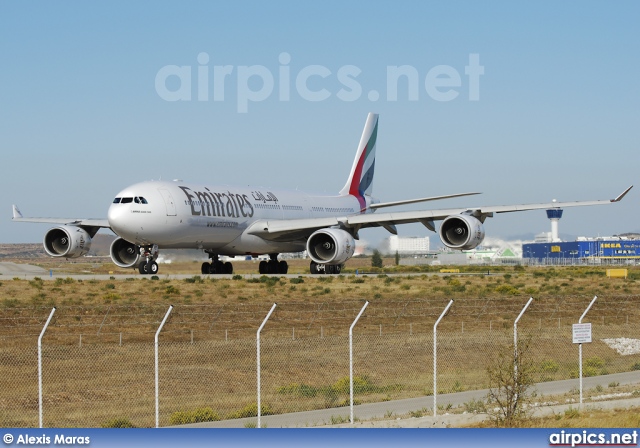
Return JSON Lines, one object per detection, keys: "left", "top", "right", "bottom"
{"left": 138, "top": 245, "right": 159, "bottom": 275}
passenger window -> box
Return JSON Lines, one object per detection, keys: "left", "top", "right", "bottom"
{"left": 113, "top": 198, "right": 121, "bottom": 204}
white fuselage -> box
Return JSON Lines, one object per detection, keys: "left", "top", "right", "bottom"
{"left": 107, "top": 180, "right": 365, "bottom": 255}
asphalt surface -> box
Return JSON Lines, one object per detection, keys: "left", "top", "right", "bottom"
{"left": 0, "top": 262, "right": 484, "bottom": 281}
{"left": 0, "top": 261, "right": 48, "bottom": 277}
{"left": 180, "top": 371, "right": 640, "bottom": 428}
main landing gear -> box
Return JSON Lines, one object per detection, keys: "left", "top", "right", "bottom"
{"left": 201, "top": 253, "right": 233, "bottom": 275}
{"left": 258, "top": 254, "right": 288, "bottom": 274}
{"left": 201, "top": 253, "right": 288, "bottom": 275}
{"left": 310, "top": 261, "right": 341, "bottom": 275}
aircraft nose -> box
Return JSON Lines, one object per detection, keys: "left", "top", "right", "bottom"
{"left": 107, "top": 203, "right": 130, "bottom": 236}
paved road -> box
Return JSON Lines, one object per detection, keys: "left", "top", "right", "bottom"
{"left": 181, "top": 371, "right": 640, "bottom": 428}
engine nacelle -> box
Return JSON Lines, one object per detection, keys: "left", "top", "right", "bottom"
{"left": 43, "top": 226, "right": 92, "bottom": 258}
{"left": 439, "top": 214, "right": 485, "bottom": 250}
{"left": 306, "top": 228, "right": 355, "bottom": 265}
{"left": 110, "top": 237, "right": 141, "bottom": 268}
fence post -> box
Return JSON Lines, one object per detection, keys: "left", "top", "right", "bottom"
{"left": 155, "top": 305, "right": 173, "bottom": 428}
{"left": 38, "top": 307, "right": 56, "bottom": 428}
{"left": 514, "top": 297, "right": 534, "bottom": 391}
{"left": 257, "top": 303, "right": 277, "bottom": 429}
{"left": 350, "top": 301, "right": 369, "bottom": 424}
{"left": 579, "top": 296, "right": 597, "bottom": 405}
{"left": 434, "top": 300, "right": 454, "bottom": 417}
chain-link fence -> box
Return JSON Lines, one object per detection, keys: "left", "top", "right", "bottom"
{"left": 1, "top": 296, "right": 639, "bottom": 427}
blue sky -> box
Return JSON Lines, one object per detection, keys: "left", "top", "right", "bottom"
{"left": 1, "top": 1, "right": 638, "bottom": 245}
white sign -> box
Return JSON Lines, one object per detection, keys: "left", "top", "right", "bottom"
{"left": 573, "top": 323, "right": 592, "bottom": 344}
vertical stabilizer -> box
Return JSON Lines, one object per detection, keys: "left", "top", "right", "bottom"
{"left": 339, "top": 113, "right": 378, "bottom": 210}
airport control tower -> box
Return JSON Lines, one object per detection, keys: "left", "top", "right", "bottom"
{"left": 546, "top": 201, "right": 563, "bottom": 242}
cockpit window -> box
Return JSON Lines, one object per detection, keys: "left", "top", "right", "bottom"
{"left": 114, "top": 196, "right": 147, "bottom": 204}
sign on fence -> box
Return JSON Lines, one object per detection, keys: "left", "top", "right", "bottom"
{"left": 572, "top": 323, "right": 592, "bottom": 344}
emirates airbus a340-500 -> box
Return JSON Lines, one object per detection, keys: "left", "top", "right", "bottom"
{"left": 12, "top": 113, "right": 632, "bottom": 275}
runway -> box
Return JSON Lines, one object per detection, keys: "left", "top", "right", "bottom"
{"left": 0, "top": 261, "right": 48, "bottom": 277}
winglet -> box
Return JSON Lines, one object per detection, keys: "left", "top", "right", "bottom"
{"left": 12, "top": 205, "right": 23, "bottom": 219}
{"left": 612, "top": 185, "right": 633, "bottom": 202}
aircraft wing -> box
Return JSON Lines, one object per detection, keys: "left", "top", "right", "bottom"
{"left": 247, "top": 186, "right": 632, "bottom": 241}
{"left": 12, "top": 205, "right": 110, "bottom": 229}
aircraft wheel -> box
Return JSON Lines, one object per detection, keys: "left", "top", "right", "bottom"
{"left": 148, "top": 261, "right": 158, "bottom": 275}
{"left": 224, "top": 262, "right": 233, "bottom": 274}
{"left": 259, "top": 260, "right": 268, "bottom": 274}
{"left": 201, "top": 262, "right": 210, "bottom": 274}
{"left": 214, "top": 261, "right": 225, "bottom": 274}
{"left": 268, "top": 259, "right": 279, "bottom": 274}
{"left": 278, "top": 260, "right": 288, "bottom": 274}
{"left": 138, "top": 261, "right": 148, "bottom": 275}
{"left": 334, "top": 264, "right": 341, "bottom": 274}
{"left": 310, "top": 261, "right": 320, "bottom": 274}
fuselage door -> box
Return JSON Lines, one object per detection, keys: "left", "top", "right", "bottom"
{"left": 158, "top": 188, "right": 177, "bottom": 216}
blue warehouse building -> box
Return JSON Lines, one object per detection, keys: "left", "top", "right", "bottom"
{"left": 523, "top": 238, "right": 640, "bottom": 264}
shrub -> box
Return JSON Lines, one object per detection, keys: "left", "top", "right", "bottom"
{"left": 102, "top": 293, "right": 122, "bottom": 302}
{"left": 485, "top": 339, "right": 535, "bottom": 427}
{"left": 582, "top": 366, "right": 598, "bottom": 377}
{"left": 448, "top": 278, "right": 466, "bottom": 292}
{"left": 101, "top": 417, "right": 137, "bottom": 428}
{"left": 184, "top": 276, "right": 204, "bottom": 284}
{"left": 232, "top": 274, "right": 243, "bottom": 280}
{"left": 538, "top": 360, "right": 559, "bottom": 373}
{"left": 289, "top": 277, "right": 304, "bottom": 284}
{"left": 495, "top": 284, "right": 520, "bottom": 295}
{"left": 169, "top": 407, "right": 221, "bottom": 425}
{"left": 226, "top": 403, "right": 274, "bottom": 419}
{"left": 165, "top": 285, "right": 180, "bottom": 295}
{"left": 29, "top": 278, "right": 44, "bottom": 289}
{"left": 464, "top": 398, "right": 487, "bottom": 414}
{"left": 585, "top": 357, "right": 605, "bottom": 369}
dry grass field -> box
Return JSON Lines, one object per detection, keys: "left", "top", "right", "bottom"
{"left": 1, "top": 258, "right": 640, "bottom": 427}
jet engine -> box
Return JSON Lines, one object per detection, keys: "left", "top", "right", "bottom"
{"left": 306, "top": 228, "right": 355, "bottom": 265}
{"left": 43, "top": 226, "right": 92, "bottom": 258}
{"left": 439, "top": 214, "right": 485, "bottom": 250}
{"left": 110, "top": 237, "right": 141, "bottom": 268}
